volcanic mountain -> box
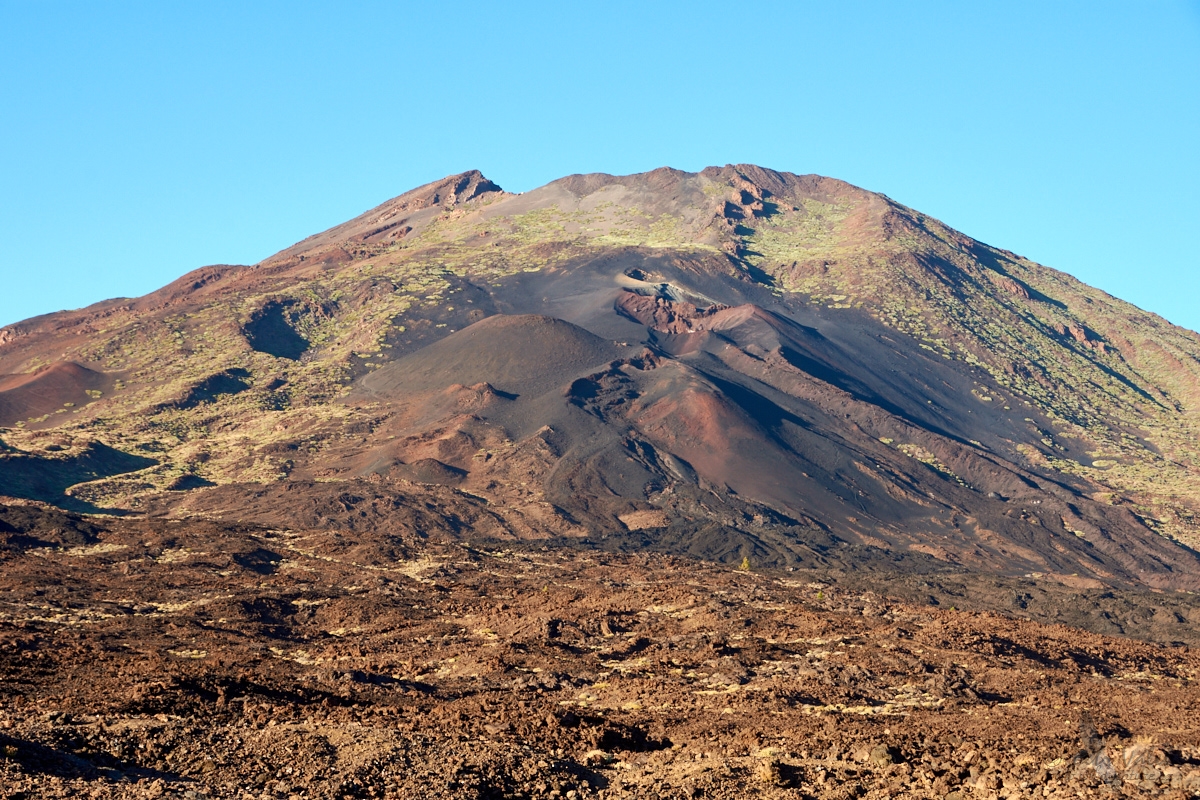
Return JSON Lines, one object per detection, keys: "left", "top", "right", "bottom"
{"left": 3, "top": 165, "right": 1200, "bottom": 590}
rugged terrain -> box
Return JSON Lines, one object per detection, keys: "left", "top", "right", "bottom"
{"left": 4, "top": 165, "right": 1200, "bottom": 796}
{"left": 2, "top": 501, "right": 1200, "bottom": 799}
{"left": 2, "top": 166, "right": 1200, "bottom": 586}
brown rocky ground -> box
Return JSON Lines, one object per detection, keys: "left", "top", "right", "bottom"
{"left": 2, "top": 501, "right": 1200, "bottom": 799}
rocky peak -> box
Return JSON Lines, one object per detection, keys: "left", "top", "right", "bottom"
{"left": 262, "top": 170, "right": 507, "bottom": 265}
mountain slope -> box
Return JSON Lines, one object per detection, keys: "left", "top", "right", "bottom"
{"left": 1, "top": 165, "right": 1198, "bottom": 589}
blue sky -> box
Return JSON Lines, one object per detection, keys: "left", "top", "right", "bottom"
{"left": 2, "top": 1, "right": 1198, "bottom": 332}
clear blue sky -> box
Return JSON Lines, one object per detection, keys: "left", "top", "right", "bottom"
{"left": 2, "top": 1, "right": 1198, "bottom": 332}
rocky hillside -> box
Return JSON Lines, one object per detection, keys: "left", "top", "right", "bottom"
{"left": 1, "top": 166, "right": 1199, "bottom": 589}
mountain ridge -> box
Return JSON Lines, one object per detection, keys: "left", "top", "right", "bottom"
{"left": 1, "top": 164, "right": 1198, "bottom": 590}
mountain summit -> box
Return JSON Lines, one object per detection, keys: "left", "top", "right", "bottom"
{"left": 3, "top": 165, "right": 1200, "bottom": 589}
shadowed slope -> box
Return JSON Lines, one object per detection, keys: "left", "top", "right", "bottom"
{"left": 361, "top": 314, "right": 627, "bottom": 398}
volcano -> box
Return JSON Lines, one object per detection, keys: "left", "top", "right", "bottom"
{"left": 2, "top": 165, "right": 1200, "bottom": 590}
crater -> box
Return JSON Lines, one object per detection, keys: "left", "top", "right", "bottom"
{"left": 175, "top": 369, "right": 252, "bottom": 409}
{"left": 244, "top": 301, "right": 310, "bottom": 360}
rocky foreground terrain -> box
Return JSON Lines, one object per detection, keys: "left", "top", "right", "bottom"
{"left": 3, "top": 501, "right": 1200, "bottom": 799}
